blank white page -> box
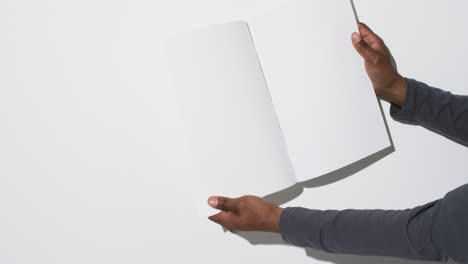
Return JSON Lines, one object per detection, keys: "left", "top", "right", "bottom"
{"left": 168, "top": 21, "right": 296, "bottom": 217}
{"left": 248, "top": 0, "right": 391, "bottom": 182}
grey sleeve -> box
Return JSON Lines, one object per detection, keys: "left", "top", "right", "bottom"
{"left": 278, "top": 79, "right": 468, "bottom": 262}
{"left": 390, "top": 78, "right": 468, "bottom": 146}
{"left": 279, "top": 184, "right": 468, "bottom": 263}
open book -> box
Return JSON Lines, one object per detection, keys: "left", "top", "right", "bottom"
{"left": 168, "top": 0, "right": 391, "bottom": 217}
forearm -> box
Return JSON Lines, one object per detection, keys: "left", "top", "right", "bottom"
{"left": 390, "top": 78, "right": 468, "bottom": 146}
{"left": 279, "top": 184, "right": 468, "bottom": 262}
{"left": 279, "top": 203, "right": 444, "bottom": 261}
{"left": 376, "top": 74, "right": 408, "bottom": 108}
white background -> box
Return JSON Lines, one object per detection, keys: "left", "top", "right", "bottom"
{"left": 0, "top": 0, "right": 466, "bottom": 263}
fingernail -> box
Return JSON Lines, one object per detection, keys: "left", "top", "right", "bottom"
{"left": 208, "top": 197, "right": 218, "bottom": 208}
{"left": 352, "top": 32, "right": 361, "bottom": 42}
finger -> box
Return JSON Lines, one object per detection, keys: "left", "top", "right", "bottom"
{"left": 358, "top": 22, "right": 376, "bottom": 37}
{"left": 352, "top": 32, "right": 380, "bottom": 63}
{"left": 208, "top": 211, "right": 238, "bottom": 230}
{"left": 207, "top": 196, "right": 239, "bottom": 212}
{"left": 358, "top": 23, "right": 386, "bottom": 51}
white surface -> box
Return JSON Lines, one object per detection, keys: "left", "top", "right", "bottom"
{"left": 248, "top": 0, "right": 390, "bottom": 181}
{"left": 0, "top": 0, "right": 467, "bottom": 264}
{"left": 168, "top": 21, "right": 296, "bottom": 217}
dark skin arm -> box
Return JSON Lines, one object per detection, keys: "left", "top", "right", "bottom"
{"left": 208, "top": 22, "right": 407, "bottom": 232}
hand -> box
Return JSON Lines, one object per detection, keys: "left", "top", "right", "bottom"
{"left": 207, "top": 195, "right": 284, "bottom": 233}
{"left": 352, "top": 22, "right": 407, "bottom": 107}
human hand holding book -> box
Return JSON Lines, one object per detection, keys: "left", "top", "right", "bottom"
{"left": 352, "top": 23, "right": 408, "bottom": 107}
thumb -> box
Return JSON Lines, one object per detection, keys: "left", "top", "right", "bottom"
{"left": 207, "top": 196, "right": 239, "bottom": 212}
{"left": 352, "top": 32, "right": 380, "bottom": 63}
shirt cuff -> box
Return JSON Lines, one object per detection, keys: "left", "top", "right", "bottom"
{"left": 279, "top": 207, "right": 319, "bottom": 248}
{"left": 279, "top": 207, "right": 337, "bottom": 250}
{"left": 389, "top": 78, "right": 419, "bottom": 124}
